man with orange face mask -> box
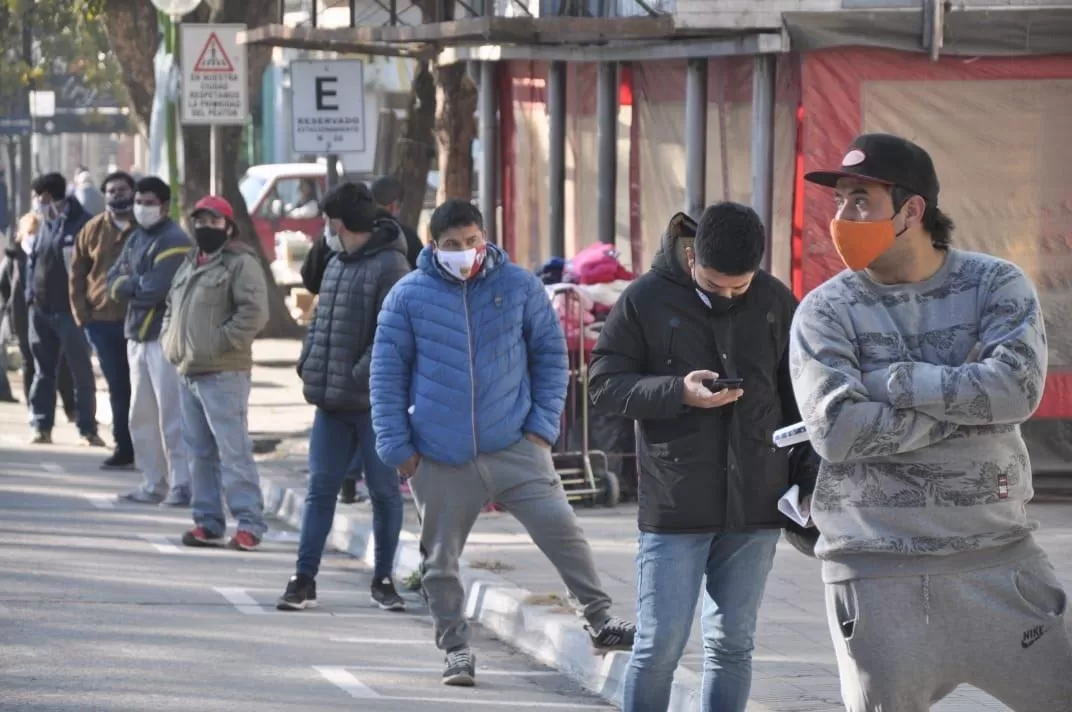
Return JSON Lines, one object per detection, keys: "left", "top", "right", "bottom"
{"left": 789, "top": 133, "right": 1072, "bottom": 711}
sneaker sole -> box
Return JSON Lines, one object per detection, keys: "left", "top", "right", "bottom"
{"left": 228, "top": 540, "right": 260, "bottom": 552}
{"left": 442, "top": 673, "right": 475, "bottom": 687}
{"left": 182, "top": 537, "right": 225, "bottom": 548}
{"left": 276, "top": 599, "right": 318, "bottom": 611}
{"left": 371, "top": 595, "right": 406, "bottom": 612}
{"left": 100, "top": 464, "right": 136, "bottom": 471}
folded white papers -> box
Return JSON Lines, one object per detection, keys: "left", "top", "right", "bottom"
{"left": 778, "top": 484, "right": 813, "bottom": 528}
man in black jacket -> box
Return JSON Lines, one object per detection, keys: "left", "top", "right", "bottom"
{"left": 370, "top": 175, "right": 424, "bottom": 268}
{"left": 589, "top": 204, "right": 808, "bottom": 712}
{"left": 278, "top": 183, "right": 410, "bottom": 612}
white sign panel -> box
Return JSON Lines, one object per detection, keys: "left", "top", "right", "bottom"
{"left": 180, "top": 24, "right": 248, "bottom": 125}
{"left": 290, "top": 59, "right": 366, "bottom": 154}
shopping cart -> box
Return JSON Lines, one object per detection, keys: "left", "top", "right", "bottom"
{"left": 549, "top": 284, "right": 620, "bottom": 508}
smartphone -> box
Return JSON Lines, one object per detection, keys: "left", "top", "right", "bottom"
{"left": 704, "top": 378, "right": 744, "bottom": 392}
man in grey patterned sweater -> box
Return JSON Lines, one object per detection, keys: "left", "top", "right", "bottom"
{"left": 790, "top": 133, "right": 1072, "bottom": 712}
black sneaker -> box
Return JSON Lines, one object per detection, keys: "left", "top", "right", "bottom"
{"left": 339, "top": 477, "right": 357, "bottom": 504}
{"left": 30, "top": 430, "right": 52, "bottom": 445}
{"left": 277, "top": 574, "right": 317, "bottom": 611}
{"left": 81, "top": 432, "right": 107, "bottom": 448}
{"left": 101, "top": 451, "right": 135, "bottom": 470}
{"left": 442, "top": 647, "right": 475, "bottom": 686}
{"left": 585, "top": 616, "right": 636, "bottom": 653}
{"left": 370, "top": 577, "right": 406, "bottom": 611}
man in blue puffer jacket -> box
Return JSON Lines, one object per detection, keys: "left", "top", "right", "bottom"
{"left": 371, "top": 199, "right": 635, "bottom": 687}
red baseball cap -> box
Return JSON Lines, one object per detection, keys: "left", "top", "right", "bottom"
{"left": 191, "top": 195, "right": 235, "bottom": 221}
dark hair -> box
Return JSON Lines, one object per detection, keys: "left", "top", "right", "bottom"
{"left": 135, "top": 176, "right": 171, "bottom": 203}
{"left": 322, "top": 181, "right": 377, "bottom": 233}
{"left": 693, "top": 201, "right": 766, "bottom": 275}
{"left": 429, "top": 199, "right": 483, "bottom": 242}
{"left": 891, "top": 186, "right": 954, "bottom": 250}
{"left": 31, "top": 172, "right": 67, "bottom": 201}
{"left": 370, "top": 176, "right": 404, "bottom": 207}
{"left": 101, "top": 171, "right": 135, "bottom": 193}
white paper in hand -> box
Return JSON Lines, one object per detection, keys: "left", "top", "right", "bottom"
{"left": 778, "top": 484, "right": 812, "bottom": 528}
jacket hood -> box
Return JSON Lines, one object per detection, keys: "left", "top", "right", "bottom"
{"left": 416, "top": 241, "right": 508, "bottom": 282}
{"left": 337, "top": 216, "right": 408, "bottom": 263}
{"left": 649, "top": 212, "right": 697, "bottom": 288}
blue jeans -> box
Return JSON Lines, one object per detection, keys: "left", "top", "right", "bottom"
{"left": 297, "top": 408, "right": 402, "bottom": 580}
{"left": 84, "top": 321, "right": 133, "bottom": 456}
{"left": 344, "top": 449, "right": 364, "bottom": 483}
{"left": 180, "top": 371, "right": 266, "bottom": 538}
{"left": 28, "top": 308, "right": 97, "bottom": 434}
{"left": 623, "top": 530, "right": 780, "bottom": 712}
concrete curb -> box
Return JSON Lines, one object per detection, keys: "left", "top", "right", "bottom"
{"left": 258, "top": 467, "right": 702, "bottom": 711}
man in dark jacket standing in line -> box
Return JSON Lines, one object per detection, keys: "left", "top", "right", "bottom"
{"left": 278, "top": 183, "right": 409, "bottom": 612}
{"left": 370, "top": 175, "right": 424, "bottom": 268}
{"left": 589, "top": 204, "right": 807, "bottom": 712}
{"left": 25, "top": 172, "right": 103, "bottom": 446}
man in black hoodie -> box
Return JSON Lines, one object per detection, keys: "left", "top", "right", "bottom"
{"left": 25, "top": 173, "right": 103, "bottom": 446}
{"left": 589, "top": 204, "right": 809, "bottom": 712}
{"left": 278, "top": 183, "right": 410, "bottom": 613}
{"left": 371, "top": 175, "right": 424, "bottom": 268}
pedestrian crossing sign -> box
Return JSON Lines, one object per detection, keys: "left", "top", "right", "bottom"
{"left": 193, "top": 33, "right": 236, "bottom": 74}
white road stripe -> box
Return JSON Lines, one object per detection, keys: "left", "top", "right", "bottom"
{"left": 138, "top": 535, "right": 184, "bottom": 555}
{"left": 213, "top": 587, "right": 268, "bottom": 615}
{"left": 334, "top": 665, "right": 558, "bottom": 677}
{"left": 314, "top": 666, "right": 381, "bottom": 698}
{"left": 329, "top": 637, "right": 427, "bottom": 644}
{"left": 384, "top": 697, "right": 609, "bottom": 709}
{"left": 41, "top": 462, "right": 64, "bottom": 474}
{"left": 86, "top": 495, "right": 115, "bottom": 509}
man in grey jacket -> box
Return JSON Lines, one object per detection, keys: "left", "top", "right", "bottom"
{"left": 107, "top": 177, "right": 193, "bottom": 506}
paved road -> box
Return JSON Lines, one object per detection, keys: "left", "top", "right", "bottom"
{"left": 0, "top": 413, "right": 612, "bottom": 711}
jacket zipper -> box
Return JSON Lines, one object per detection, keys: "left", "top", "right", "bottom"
{"left": 462, "top": 282, "right": 479, "bottom": 459}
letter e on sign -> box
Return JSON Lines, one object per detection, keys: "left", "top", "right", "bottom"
{"left": 315, "top": 77, "right": 339, "bottom": 112}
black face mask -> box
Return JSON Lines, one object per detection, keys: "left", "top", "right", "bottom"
{"left": 107, "top": 196, "right": 134, "bottom": 213}
{"left": 692, "top": 270, "right": 744, "bottom": 315}
{"left": 194, "top": 227, "right": 228, "bottom": 254}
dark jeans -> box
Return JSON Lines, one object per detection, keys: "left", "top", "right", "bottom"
{"left": 344, "top": 449, "right": 364, "bottom": 483}
{"left": 16, "top": 329, "right": 74, "bottom": 410}
{"left": 28, "top": 308, "right": 96, "bottom": 435}
{"left": 297, "top": 408, "right": 402, "bottom": 580}
{"left": 84, "top": 321, "right": 133, "bottom": 456}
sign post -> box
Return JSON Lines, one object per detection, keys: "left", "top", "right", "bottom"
{"left": 180, "top": 24, "right": 248, "bottom": 196}
{"left": 290, "top": 59, "right": 367, "bottom": 169}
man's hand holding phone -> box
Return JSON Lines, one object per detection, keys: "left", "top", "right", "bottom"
{"left": 682, "top": 370, "right": 744, "bottom": 409}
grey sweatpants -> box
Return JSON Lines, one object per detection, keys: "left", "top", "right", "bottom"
{"left": 410, "top": 437, "right": 613, "bottom": 651}
{"left": 826, "top": 553, "right": 1072, "bottom": 712}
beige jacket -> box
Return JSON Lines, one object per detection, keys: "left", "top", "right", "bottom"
{"left": 162, "top": 241, "right": 268, "bottom": 376}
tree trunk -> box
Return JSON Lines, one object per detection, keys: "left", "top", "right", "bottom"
{"left": 434, "top": 62, "right": 478, "bottom": 203}
{"left": 100, "top": 0, "right": 159, "bottom": 134}
{"left": 392, "top": 60, "right": 436, "bottom": 230}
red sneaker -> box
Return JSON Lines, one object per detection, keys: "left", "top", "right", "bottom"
{"left": 228, "top": 530, "right": 261, "bottom": 551}
{"left": 181, "top": 527, "right": 224, "bottom": 547}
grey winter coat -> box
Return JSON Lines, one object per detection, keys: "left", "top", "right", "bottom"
{"left": 298, "top": 219, "right": 410, "bottom": 412}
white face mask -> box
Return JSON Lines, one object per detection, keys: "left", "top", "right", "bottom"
{"left": 133, "top": 204, "right": 163, "bottom": 228}
{"left": 323, "top": 223, "right": 343, "bottom": 253}
{"left": 436, "top": 246, "right": 485, "bottom": 282}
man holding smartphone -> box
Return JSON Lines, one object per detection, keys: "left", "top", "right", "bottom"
{"left": 590, "top": 202, "right": 808, "bottom": 712}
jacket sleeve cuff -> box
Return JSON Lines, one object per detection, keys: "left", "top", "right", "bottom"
{"left": 379, "top": 441, "right": 416, "bottom": 470}
{"left": 523, "top": 411, "right": 559, "bottom": 446}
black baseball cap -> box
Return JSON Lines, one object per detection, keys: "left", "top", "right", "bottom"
{"left": 805, "top": 133, "right": 940, "bottom": 206}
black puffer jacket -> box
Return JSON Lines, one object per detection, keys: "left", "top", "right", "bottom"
{"left": 590, "top": 213, "right": 812, "bottom": 533}
{"left": 298, "top": 220, "right": 410, "bottom": 412}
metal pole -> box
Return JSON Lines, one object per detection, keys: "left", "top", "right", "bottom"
{"left": 596, "top": 62, "right": 618, "bottom": 246}
{"left": 278, "top": 0, "right": 286, "bottom": 23}
{"left": 18, "top": 8, "right": 33, "bottom": 217}
{"left": 326, "top": 154, "right": 339, "bottom": 188}
{"left": 478, "top": 61, "right": 498, "bottom": 243}
{"left": 349, "top": 0, "right": 357, "bottom": 27}
{"left": 547, "top": 61, "right": 566, "bottom": 257}
{"left": 166, "top": 16, "right": 180, "bottom": 220}
{"left": 685, "top": 57, "right": 708, "bottom": 220}
{"left": 311, "top": 0, "right": 318, "bottom": 28}
{"left": 751, "top": 53, "right": 776, "bottom": 272}
{"left": 209, "top": 124, "right": 219, "bottom": 195}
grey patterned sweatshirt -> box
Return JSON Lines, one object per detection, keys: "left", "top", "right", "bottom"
{"left": 790, "top": 249, "right": 1047, "bottom": 582}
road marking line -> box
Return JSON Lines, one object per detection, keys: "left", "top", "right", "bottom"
{"left": 41, "top": 462, "right": 64, "bottom": 474}
{"left": 86, "top": 495, "right": 115, "bottom": 509}
{"left": 314, "top": 666, "right": 381, "bottom": 698}
{"left": 334, "top": 665, "right": 558, "bottom": 677}
{"left": 138, "top": 535, "right": 184, "bottom": 554}
{"left": 329, "top": 637, "right": 427, "bottom": 644}
{"left": 213, "top": 587, "right": 269, "bottom": 615}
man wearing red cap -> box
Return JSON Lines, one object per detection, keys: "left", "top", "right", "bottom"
{"left": 162, "top": 195, "right": 269, "bottom": 551}
{"left": 790, "top": 133, "right": 1072, "bottom": 710}
{"left": 107, "top": 176, "right": 193, "bottom": 506}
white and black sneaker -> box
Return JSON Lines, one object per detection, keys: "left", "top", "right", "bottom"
{"left": 442, "top": 646, "right": 476, "bottom": 686}
{"left": 277, "top": 574, "right": 317, "bottom": 611}
{"left": 370, "top": 577, "right": 406, "bottom": 611}
{"left": 585, "top": 616, "right": 635, "bottom": 653}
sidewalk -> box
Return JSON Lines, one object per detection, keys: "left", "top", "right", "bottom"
{"left": 247, "top": 339, "right": 1072, "bottom": 712}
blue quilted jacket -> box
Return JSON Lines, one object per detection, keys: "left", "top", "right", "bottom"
{"left": 371, "top": 243, "right": 568, "bottom": 468}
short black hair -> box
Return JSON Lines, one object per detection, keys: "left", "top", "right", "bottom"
{"left": 370, "top": 176, "right": 403, "bottom": 207}
{"left": 135, "top": 176, "right": 171, "bottom": 203}
{"left": 693, "top": 201, "right": 766, "bottom": 275}
{"left": 101, "top": 171, "right": 135, "bottom": 193}
{"left": 31, "top": 173, "right": 67, "bottom": 201}
{"left": 429, "top": 199, "right": 483, "bottom": 242}
{"left": 322, "top": 181, "right": 377, "bottom": 233}
{"left": 891, "top": 185, "right": 954, "bottom": 250}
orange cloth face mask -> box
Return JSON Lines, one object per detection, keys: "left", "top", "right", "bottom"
{"left": 829, "top": 218, "right": 904, "bottom": 271}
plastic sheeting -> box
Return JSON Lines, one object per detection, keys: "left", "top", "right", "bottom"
{"left": 799, "top": 49, "right": 1072, "bottom": 468}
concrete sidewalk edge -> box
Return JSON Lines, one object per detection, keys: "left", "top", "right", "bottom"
{"left": 258, "top": 469, "right": 703, "bottom": 711}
